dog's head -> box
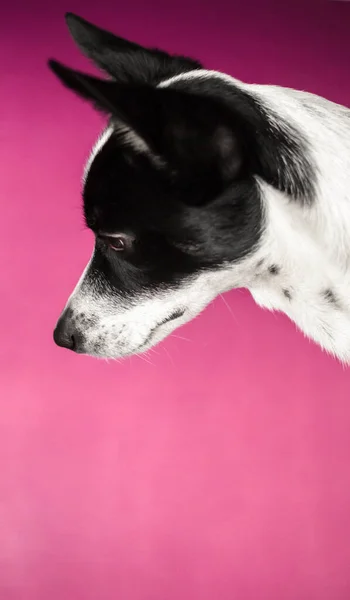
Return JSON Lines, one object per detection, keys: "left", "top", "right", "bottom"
{"left": 50, "top": 14, "right": 310, "bottom": 358}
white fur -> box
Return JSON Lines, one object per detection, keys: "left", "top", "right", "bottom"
{"left": 83, "top": 123, "right": 164, "bottom": 181}
{"left": 66, "top": 70, "right": 350, "bottom": 362}
{"left": 83, "top": 126, "right": 113, "bottom": 182}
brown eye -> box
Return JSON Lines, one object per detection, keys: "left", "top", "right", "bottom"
{"left": 108, "top": 237, "right": 125, "bottom": 252}
{"left": 98, "top": 234, "right": 133, "bottom": 253}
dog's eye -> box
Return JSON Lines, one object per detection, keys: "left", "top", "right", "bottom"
{"left": 98, "top": 234, "right": 131, "bottom": 252}
{"left": 108, "top": 237, "right": 125, "bottom": 252}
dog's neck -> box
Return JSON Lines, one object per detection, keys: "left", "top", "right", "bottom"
{"left": 202, "top": 74, "right": 350, "bottom": 362}
{"left": 162, "top": 71, "right": 350, "bottom": 361}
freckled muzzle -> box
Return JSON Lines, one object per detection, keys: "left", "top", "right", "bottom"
{"left": 53, "top": 301, "right": 187, "bottom": 357}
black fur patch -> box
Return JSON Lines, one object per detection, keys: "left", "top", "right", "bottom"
{"left": 82, "top": 132, "right": 263, "bottom": 297}
{"left": 323, "top": 288, "right": 339, "bottom": 306}
{"left": 169, "top": 76, "right": 315, "bottom": 204}
{"left": 65, "top": 13, "right": 202, "bottom": 85}
{"left": 283, "top": 289, "right": 292, "bottom": 300}
{"left": 268, "top": 264, "right": 280, "bottom": 275}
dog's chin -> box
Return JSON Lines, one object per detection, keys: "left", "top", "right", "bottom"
{"left": 81, "top": 315, "right": 187, "bottom": 360}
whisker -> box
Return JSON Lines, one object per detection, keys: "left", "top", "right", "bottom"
{"left": 147, "top": 347, "right": 160, "bottom": 356}
{"left": 170, "top": 334, "right": 192, "bottom": 343}
{"left": 137, "top": 352, "right": 154, "bottom": 366}
{"left": 112, "top": 356, "right": 122, "bottom": 365}
{"left": 220, "top": 293, "right": 239, "bottom": 325}
{"left": 163, "top": 346, "right": 175, "bottom": 367}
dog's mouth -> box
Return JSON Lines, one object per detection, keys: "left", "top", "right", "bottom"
{"left": 137, "top": 308, "right": 186, "bottom": 352}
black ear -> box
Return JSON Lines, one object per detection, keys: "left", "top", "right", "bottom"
{"left": 65, "top": 13, "right": 202, "bottom": 85}
{"left": 48, "top": 60, "right": 125, "bottom": 116}
{"left": 48, "top": 59, "right": 243, "bottom": 189}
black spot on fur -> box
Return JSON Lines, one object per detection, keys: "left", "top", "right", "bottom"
{"left": 92, "top": 342, "right": 103, "bottom": 354}
{"left": 268, "top": 265, "right": 280, "bottom": 275}
{"left": 323, "top": 289, "right": 338, "bottom": 306}
{"left": 283, "top": 289, "right": 292, "bottom": 300}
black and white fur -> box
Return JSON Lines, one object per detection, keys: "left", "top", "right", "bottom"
{"left": 50, "top": 13, "right": 350, "bottom": 362}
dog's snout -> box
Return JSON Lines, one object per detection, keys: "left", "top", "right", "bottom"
{"left": 53, "top": 310, "right": 83, "bottom": 352}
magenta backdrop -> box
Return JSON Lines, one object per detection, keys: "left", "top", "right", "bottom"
{"left": 1, "top": 1, "right": 350, "bottom": 599}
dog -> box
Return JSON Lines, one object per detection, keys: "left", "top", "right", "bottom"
{"left": 50, "top": 13, "right": 350, "bottom": 362}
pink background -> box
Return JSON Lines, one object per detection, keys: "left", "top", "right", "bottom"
{"left": 1, "top": 1, "right": 350, "bottom": 598}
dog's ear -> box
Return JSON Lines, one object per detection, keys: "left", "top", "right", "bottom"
{"left": 48, "top": 60, "right": 127, "bottom": 115}
{"left": 64, "top": 13, "right": 202, "bottom": 85}
{"left": 48, "top": 59, "right": 244, "bottom": 188}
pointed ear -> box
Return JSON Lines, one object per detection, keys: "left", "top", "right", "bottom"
{"left": 64, "top": 13, "right": 202, "bottom": 84}
{"left": 48, "top": 60, "right": 123, "bottom": 115}
{"left": 48, "top": 59, "right": 243, "bottom": 187}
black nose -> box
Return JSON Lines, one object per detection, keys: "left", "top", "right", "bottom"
{"left": 53, "top": 311, "right": 82, "bottom": 352}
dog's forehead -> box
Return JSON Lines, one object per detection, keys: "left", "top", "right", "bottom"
{"left": 82, "top": 132, "right": 168, "bottom": 233}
